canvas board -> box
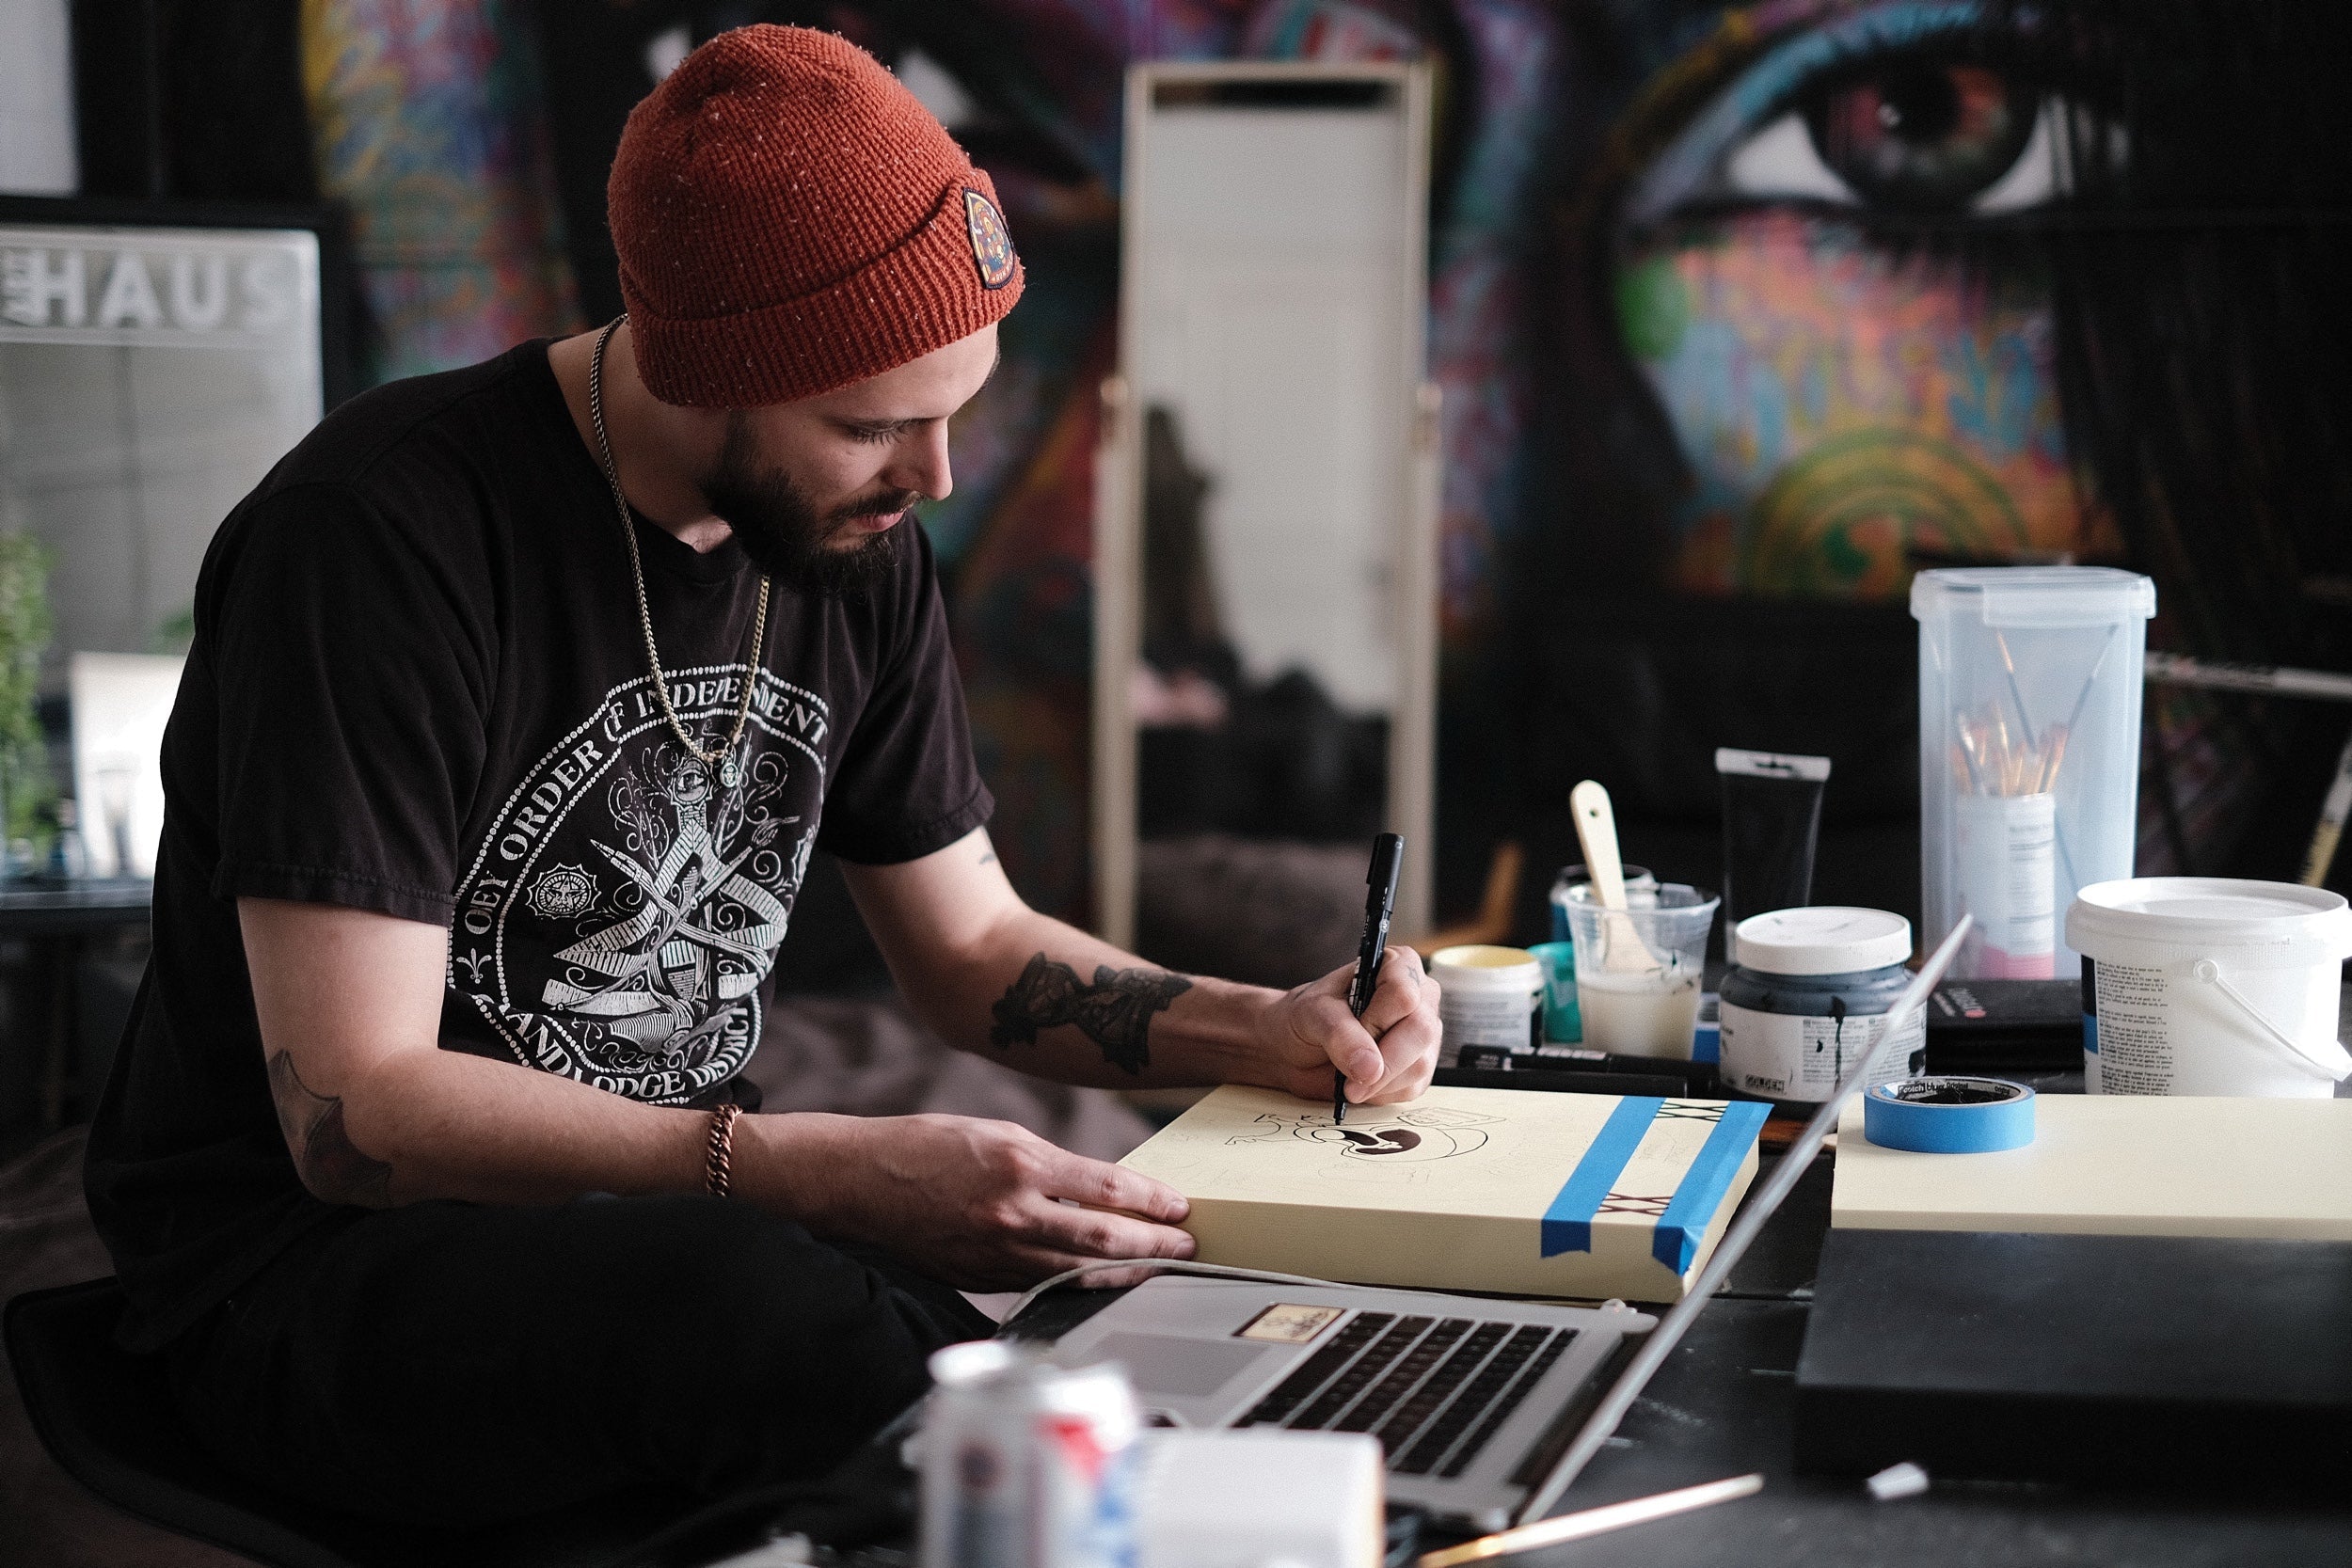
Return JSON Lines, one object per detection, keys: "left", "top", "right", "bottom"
{"left": 1120, "top": 1085, "right": 1768, "bottom": 1302}
{"left": 1833, "top": 1093, "right": 2352, "bottom": 1240}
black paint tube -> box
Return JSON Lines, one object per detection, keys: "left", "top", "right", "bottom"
{"left": 1717, "top": 748, "right": 1831, "bottom": 958}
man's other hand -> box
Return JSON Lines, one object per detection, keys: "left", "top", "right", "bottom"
{"left": 1254, "top": 945, "right": 1441, "bottom": 1108}
{"left": 746, "top": 1112, "right": 1196, "bottom": 1291}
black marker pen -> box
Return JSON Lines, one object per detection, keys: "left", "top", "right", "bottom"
{"left": 1341, "top": 832, "right": 1406, "bottom": 1125}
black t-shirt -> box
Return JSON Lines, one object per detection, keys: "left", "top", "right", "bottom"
{"left": 84, "top": 341, "right": 993, "bottom": 1352}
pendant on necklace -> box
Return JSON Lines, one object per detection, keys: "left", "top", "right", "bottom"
{"left": 717, "top": 755, "right": 741, "bottom": 790}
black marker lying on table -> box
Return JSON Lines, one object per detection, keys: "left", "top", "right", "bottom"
{"left": 1340, "top": 832, "right": 1406, "bottom": 1125}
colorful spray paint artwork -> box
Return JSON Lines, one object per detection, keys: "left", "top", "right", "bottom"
{"left": 1594, "top": 0, "right": 2123, "bottom": 602}
{"left": 302, "top": 0, "right": 579, "bottom": 380}
{"left": 1624, "top": 210, "right": 2087, "bottom": 599}
{"left": 277, "top": 0, "right": 2344, "bottom": 908}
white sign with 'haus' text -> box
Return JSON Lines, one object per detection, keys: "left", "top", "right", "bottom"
{"left": 0, "top": 221, "right": 324, "bottom": 658}
{"left": 0, "top": 227, "right": 317, "bottom": 348}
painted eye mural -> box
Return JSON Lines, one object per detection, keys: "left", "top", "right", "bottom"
{"left": 310, "top": 0, "right": 2348, "bottom": 911}
{"left": 1597, "top": 2, "right": 2124, "bottom": 601}
{"left": 1526, "top": 0, "right": 2351, "bottom": 889}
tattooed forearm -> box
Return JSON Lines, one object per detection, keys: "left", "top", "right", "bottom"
{"left": 988, "top": 954, "right": 1192, "bottom": 1075}
{"left": 266, "top": 1051, "right": 395, "bottom": 1208}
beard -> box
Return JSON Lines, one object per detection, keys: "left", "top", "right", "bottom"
{"left": 699, "top": 412, "right": 913, "bottom": 595}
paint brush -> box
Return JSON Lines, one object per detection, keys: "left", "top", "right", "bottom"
{"left": 2025, "top": 624, "right": 2116, "bottom": 799}
{"left": 2300, "top": 728, "right": 2352, "bottom": 886}
{"left": 2061, "top": 626, "right": 2120, "bottom": 736}
{"left": 1954, "top": 713, "right": 1988, "bottom": 795}
{"left": 2036, "top": 722, "right": 2071, "bottom": 794}
{"left": 1415, "top": 1474, "right": 1764, "bottom": 1568}
{"left": 2146, "top": 650, "right": 2352, "bottom": 704}
{"left": 1994, "top": 629, "right": 2040, "bottom": 750}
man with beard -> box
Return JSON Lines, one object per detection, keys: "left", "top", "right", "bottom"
{"left": 82, "top": 25, "right": 1441, "bottom": 1530}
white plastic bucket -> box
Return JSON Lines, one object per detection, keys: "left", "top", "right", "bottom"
{"left": 2065, "top": 878, "right": 2352, "bottom": 1098}
{"left": 1430, "top": 944, "right": 1541, "bottom": 1065}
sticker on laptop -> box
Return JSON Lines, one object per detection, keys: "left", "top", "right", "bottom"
{"left": 1235, "top": 1303, "right": 1344, "bottom": 1343}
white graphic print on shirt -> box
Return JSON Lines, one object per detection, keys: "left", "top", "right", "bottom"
{"left": 449, "top": 664, "right": 827, "bottom": 1102}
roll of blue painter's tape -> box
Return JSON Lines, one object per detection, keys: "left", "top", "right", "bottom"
{"left": 1862, "top": 1077, "right": 2035, "bottom": 1153}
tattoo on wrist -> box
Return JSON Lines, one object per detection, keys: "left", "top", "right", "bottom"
{"left": 267, "top": 1051, "right": 394, "bottom": 1208}
{"left": 989, "top": 953, "right": 1192, "bottom": 1075}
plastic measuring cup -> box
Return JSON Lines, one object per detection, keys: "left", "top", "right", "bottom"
{"left": 1562, "top": 882, "right": 1719, "bottom": 1058}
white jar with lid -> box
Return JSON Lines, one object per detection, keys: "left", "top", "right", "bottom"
{"left": 1717, "top": 908, "right": 1923, "bottom": 1103}
{"left": 1430, "top": 944, "right": 1542, "bottom": 1067}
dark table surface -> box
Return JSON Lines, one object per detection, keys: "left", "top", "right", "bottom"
{"left": 0, "top": 878, "right": 151, "bottom": 1138}
{"left": 0, "top": 877, "right": 151, "bottom": 934}
{"left": 1007, "top": 1073, "right": 2352, "bottom": 1567}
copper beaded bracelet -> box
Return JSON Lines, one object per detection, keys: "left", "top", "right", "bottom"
{"left": 705, "top": 1103, "right": 742, "bottom": 1199}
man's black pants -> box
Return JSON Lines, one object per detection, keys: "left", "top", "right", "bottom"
{"left": 166, "top": 1195, "right": 995, "bottom": 1528}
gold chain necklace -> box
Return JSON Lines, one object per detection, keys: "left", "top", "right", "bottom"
{"left": 588, "top": 316, "right": 770, "bottom": 787}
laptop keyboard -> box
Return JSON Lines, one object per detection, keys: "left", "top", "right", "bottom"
{"left": 1235, "top": 1312, "right": 1578, "bottom": 1477}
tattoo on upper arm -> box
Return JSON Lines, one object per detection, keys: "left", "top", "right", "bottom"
{"left": 267, "top": 1051, "right": 395, "bottom": 1208}
{"left": 988, "top": 953, "right": 1192, "bottom": 1075}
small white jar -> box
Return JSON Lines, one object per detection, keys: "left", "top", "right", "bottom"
{"left": 1430, "top": 944, "right": 1542, "bottom": 1067}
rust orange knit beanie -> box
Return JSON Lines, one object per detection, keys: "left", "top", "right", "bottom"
{"left": 607, "top": 24, "right": 1023, "bottom": 408}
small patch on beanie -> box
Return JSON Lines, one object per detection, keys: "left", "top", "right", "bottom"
{"left": 963, "top": 188, "right": 1017, "bottom": 291}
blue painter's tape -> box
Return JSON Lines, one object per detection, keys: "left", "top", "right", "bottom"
{"left": 1540, "top": 1098, "right": 1661, "bottom": 1257}
{"left": 1863, "top": 1078, "right": 2036, "bottom": 1153}
{"left": 1650, "top": 1101, "right": 1772, "bottom": 1275}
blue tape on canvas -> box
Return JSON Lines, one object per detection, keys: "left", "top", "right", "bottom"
{"left": 1540, "top": 1097, "right": 1661, "bottom": 1257}
{"left": 1862, "top": 1079, "right": 2036, "bottom": 1153}
{"left": 1649, "top": 1101, "right": 1772, "bottom": 1274}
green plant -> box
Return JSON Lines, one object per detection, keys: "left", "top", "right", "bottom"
{"left": 0, "top": 531, "right": 56, "bottom": 859}
{"left": 152, "top": 602, "right": 195, "bottom": 655}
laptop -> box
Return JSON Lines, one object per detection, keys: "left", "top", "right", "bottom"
{"left": 1046, "top": 1276, "right": 1654, "bottom": 1532}
{"left": 1043, "top": 927, "right": 1972, "bottom": 1535}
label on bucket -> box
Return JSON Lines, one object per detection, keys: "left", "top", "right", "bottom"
{"left": 2081, "top": 958, "right": 2098, "bottom": 1056}
{"left": 2082, "top": 948, "right": 2348, "bottom": 1095}
{"left": 1955, "top": 793, "right": 2056, "bottom": 978}
{"left": 2086, "top": 958, "right": 2172, "bottom": 1094}
{"left": 1717, "top": 1003, "right": 1925, "bottom": 1102}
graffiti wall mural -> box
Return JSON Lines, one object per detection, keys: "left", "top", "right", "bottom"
{"left": 312, "top": 0, "right": 2350, "bottom": 920}
{"left": 1588, "top": 1, "right": 2108, "bottom": 598}
{"left": 301, "top": 0, "right": 580, "bottom": 381}
{"left": 1537, "top": 0, "right": 2351, "bottom": 884}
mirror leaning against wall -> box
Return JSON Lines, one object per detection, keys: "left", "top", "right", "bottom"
{"left": 1093, "top": 61, "right": 1439, "bottom": 990}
